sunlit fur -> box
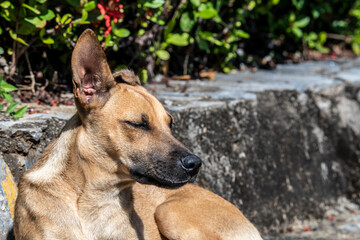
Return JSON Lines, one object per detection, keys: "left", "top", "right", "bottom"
{"left": 14, "top": 29, "right": 262, "bottom": 240}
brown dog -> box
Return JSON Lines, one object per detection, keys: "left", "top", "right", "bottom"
{"left": 14, "top": 29, "right": 262, "bottom": 240}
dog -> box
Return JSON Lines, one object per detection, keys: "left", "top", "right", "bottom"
{"left": 14, "top": 29, "right": 262, "bottom": 240}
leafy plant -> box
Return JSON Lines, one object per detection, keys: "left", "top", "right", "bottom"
{"left": 0, "top": 75, "right": 27, "bottom": 120}
{"left": 0, "top": 0, "right": 360, "bottom": 88}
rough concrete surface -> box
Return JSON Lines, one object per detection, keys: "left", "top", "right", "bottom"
{"left": 1, "top": 59, "right": 360, "bottom": 239}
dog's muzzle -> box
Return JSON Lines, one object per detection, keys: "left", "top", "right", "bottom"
{"left": 129, "top": 153, "right": 202, "bottom": 189}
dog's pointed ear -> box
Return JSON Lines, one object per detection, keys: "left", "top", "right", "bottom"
{"left": 72, "top": 29, "right": 115, "bottom": 114}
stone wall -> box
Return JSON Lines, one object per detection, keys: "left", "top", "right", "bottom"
{"left": 1, "top": 60, "right": 360, "bottom": 237}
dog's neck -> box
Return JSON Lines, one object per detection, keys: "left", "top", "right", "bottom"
{"left": 25, "top": 113, "right": 134, "bottom": 191}
{"left": 74, "top": 126, "right": 135, "bottom": 190}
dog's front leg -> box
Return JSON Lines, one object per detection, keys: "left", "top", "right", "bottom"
{"left": 153, "top": 185, "right": 262, "bottom": 240}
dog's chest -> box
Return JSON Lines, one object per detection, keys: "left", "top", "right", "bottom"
{"left": 77, "top": 186, "right": 140, "bottom": 240}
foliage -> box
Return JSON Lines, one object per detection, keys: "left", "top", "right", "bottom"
{"left": 0, "top": 0, "right": 360, "bottom": 86}
{"left": 0, "top": 75, "right": 27, "bottom": 119}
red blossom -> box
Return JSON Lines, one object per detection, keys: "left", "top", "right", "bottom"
{"left": 51, "top": 100, "right": 58, "bottom": 106}
{"left": 97, "top": 0, "right": 125, "bottom": 37}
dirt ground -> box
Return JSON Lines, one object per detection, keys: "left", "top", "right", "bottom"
{"left": 266, "top": 198, "right": 360, "bottom": 240}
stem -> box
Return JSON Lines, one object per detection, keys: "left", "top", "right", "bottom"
{"left": 9, "top": 0, "right": 25, "bottom": 76}
{"left": 24, "top": 51, "right": 36, "bottom": 94}
{"left": 183, "top": 50, "right": 189, "bottom": 75}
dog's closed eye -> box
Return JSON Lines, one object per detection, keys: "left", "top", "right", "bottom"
{"left": 123, "top": 121, "right": 150, "bottom": 130}
{"left": 123, "top": 114, "right": 150, "bottom": 130}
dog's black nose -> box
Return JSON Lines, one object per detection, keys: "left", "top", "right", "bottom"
{"left": 180, "top": 155, "right": 202, "bottom": 176}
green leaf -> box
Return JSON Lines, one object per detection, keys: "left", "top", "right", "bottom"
{"left": 18, "top": 21, "right": 36, "bottom": 35}
{"left": 22, "top": 3, "right": 40, "bottom": 15}
{"left": 235, "top": 30, "right": 250, "bottom": 39}
{"left": 0, "top": 80, "right": 18, "bottom": 92}
{"left": 9, "top": 30, "right": 28, "bottom": 46}
{"left": 352, "top": 43, "right": 360, "bottom": 55}
{"left": 289, "top": 13, "right": 296, "bottom": 22}
{"left": 144, "top": 0, "right": 165, "bottom": 8}
{"left": 0, "top": 104, "right": 3, "bottom": 110}
{"left": 81, "top": 9, "right": 88, "bottom": 21}
{"left": 190, "top": 0, "right": 200, "bottom": 7}
{"left": 64, "top": 18, "right": 72, "bottom": 25}
{"left": 6, "top": 102, "right": 19, "bottom": 114}
{"left": 0, "top": 1, "right": 11, "bottom": 8}
{"left": 180, "top": 12, "right": 195, "bottom": 32}
{"left": 0, "top": 47, "right": 3, "bottom": 55}
{"left": 113, "top": 28, "right": 130, "bottom": 38}
{"left": 25, "top": 17, "right": 46, "bottom": 28}
{"left": 292, "top": 27, "right": 303, "bottom": 38}
{"left": 272, "top": 0, "right": 280, "bottom": 5}
{"left": 9, "top": 29, "right": 16, "bottom": 39}
{"left": 197, "top": 8, "right": 217, "bottom": 19}
{"left": 196, "top": 36, "right": 210, "bottom": 53}
{"left": 140, "top": 69, "right": 148, "bottom": 83}
{"left": 84, "top": 1, "right": 96, "bottom": 11}
{"left": 156, "top": 50, "right": 170, "bottom": 60}
{"left": 294, "top": 17, "right": 310, "bottom": 28}
{"left": 164, "top": 19, "right": 175, "bottom": 39}
{"left": 223, "top": 66, "right": 231, "bottom": 73}
{"left": 0, "top": 27, "right": 2, "bottom": 35}
{"left": 138, "top": 29, "right": 145, "bottom": 36}
{"left": 14, "top": 37, "right": 28, "bottom": 46}
{"left": 104, "top": 34, "right": 113, "bottom": 46}
{"left": 40, "top": 9, "right": 55, "bottom": 20}
{"left": 248, "top": 1, "right": 256, "bottom": 11}
{"left": 37, "top": 0, "right": 47, "bottom": 3}
{"left": 2, "top": 92, "right": 13, "bottom": 103}
{"left": 42, "top": 37, "right": 54, "bottom": 44}
{"left": 166, "top": 33, "right": 189, "bottom": 46}
{"left": 292, "top": 0, "right": 305, "bottom": 10}
{"left": 13, "top": 106, "right": 28, "bottom": 119}
{"left": 319, "top": 31, "right": 327, "bottom": 44}
{"left": 312, "top": 9, "right": 320, "bottom": 19}
{"left": 61, "top": 14, "right": 72, "bottom": 24}
{"left": 305, "top": 32, "right": 317, "bottom": 41}
{"left": 66, "top": 0, "right": 80, "bottom": 7}
{"left": 39, "top": 28, "right": 45, "bottom": 38}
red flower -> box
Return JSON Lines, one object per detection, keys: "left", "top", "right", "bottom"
{"left": 97, "top": 0, "right": 125, "bottom": 37}
{"left": 51, "top": 100, "right": 58, "bottom": 106}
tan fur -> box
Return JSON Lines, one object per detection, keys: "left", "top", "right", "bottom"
{"left": 14, "top": 29, "right": 262, "bottom": 240}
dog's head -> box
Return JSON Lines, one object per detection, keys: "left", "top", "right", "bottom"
{"left": 71, "top": 29, "right": 201, "bottom": 188}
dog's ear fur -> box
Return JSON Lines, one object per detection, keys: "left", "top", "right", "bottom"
{"left": 72, "top": 29, "right": 115, "bottom": 115}
{"left": 113, "top": 69, "right": 141, "bottom": 86}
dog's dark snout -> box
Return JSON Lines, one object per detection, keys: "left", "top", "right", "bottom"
{"left": 180, "top": 155, "right": 202, "bottom": 175}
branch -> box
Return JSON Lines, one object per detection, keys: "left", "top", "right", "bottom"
{"left": 24, "top": 51, "right": 36, "bottom": 94}
{"left": 9, "top": 0, "right": 24, "bottom": 76}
